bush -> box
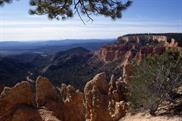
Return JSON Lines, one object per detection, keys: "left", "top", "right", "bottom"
{"left": 128, "top": 50, "right": 182, "bottom": 115}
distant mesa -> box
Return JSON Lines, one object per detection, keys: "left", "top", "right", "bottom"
{"left": 96, "top": 33, "right": 181, "bottom": 62}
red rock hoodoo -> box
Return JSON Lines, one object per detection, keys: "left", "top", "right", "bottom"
{"left": 84, "top": 72, "right": 128, "bottom": 121}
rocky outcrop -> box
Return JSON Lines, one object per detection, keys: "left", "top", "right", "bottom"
{"left": 84, "top": 47, "right": 134, "bottom": 121}
{"left": 84, "top": 73, "right": 111, "bottom": 121}
{"left": 36, "top": 76, "right": 59, "bottom": 107}
{"left": 84, "top": 72, "right": 127, "bottom": 121}
{"left": 35, "top": 76, "right": 84, "bottom": 121}
{"left": 59, "top": 84, "right": 84, "bottom": 121}
{"left": 0, "top": 76, "right": 85, "bottom": 121}
{"left": 0, "top": 81, "right": 37, "bottom": 121}
{"left": 0, "top": 61, "right": 129, "bottom": 121}
{"left": 35, "top": 76, "right": 64, "bottom": 120}
{"left": 108, "top": 75, "right": 128, "bottom": 120}
{"left": 1, "top": 72, "right": 179, "bottom": 121}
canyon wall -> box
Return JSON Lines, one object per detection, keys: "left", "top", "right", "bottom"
{"left": 96, "top": 34, "right": 178, "bottom": 62}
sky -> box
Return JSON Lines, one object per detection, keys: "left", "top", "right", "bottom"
{"left": 0, "top": 0, "right": 182, "bottom": 41}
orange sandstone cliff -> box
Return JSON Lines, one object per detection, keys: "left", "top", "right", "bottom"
{"left": 96, "top": 34, "right": 178, "bottom": 62}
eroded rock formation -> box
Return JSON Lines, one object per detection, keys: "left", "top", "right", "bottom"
{"left": 59, "top": 84, "right": 84, "bottom": 121}
{"left": 0, "top": 81, "right": 39, "bottom": 121}
{"left": 36, "top": 76, "right": 59, "bottom": 107}
{"left": 96, "top": 34, "right": 178, "bottom": 62}
{"left": 84, "top": 72, "right": 128, "bottom": 121}
{"left": 36, "top": 77, "right": 84, "bottom": 121}
{"left": 0, "top": 77, "right": 84, "bottom": 121}
{"left": 0, "top": 72, "right": 129, "bottom": 121}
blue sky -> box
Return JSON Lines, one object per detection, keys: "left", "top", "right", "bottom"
{"left": 0, "top": 0, "right": 182, "bottom": 41}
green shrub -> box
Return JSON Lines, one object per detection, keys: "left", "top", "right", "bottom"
{"left": 128, "top": 50, "right": 182, "bottom": 115}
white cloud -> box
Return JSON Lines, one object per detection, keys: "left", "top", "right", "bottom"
{"left": 0, "top": 19, "right": 181, "bottom": 41}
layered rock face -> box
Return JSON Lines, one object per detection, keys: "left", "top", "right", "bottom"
{"left": 118, "top": 35, "right": 169, "bottom": 44}
{"left": 118, "top": 33, "right": 182, "bottom": 46}
{"left": 96, "top": 35, "right": 178, "bottom": 62}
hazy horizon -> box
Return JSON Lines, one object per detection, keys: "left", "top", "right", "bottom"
{"left": 0, "top": 38, "right": 116, "bottom": 42}
{"left": 1, "top": 0, "right": 182, "bottom": 41}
